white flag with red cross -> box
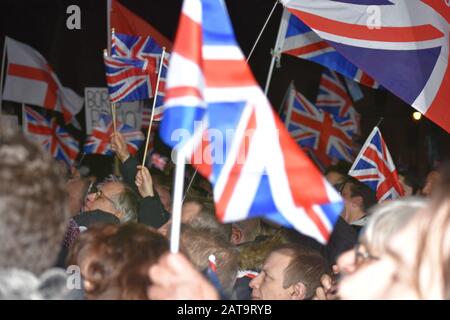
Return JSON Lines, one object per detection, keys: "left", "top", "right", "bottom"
{"left": 2, "top": 37, "right": 83, "bottom": 126}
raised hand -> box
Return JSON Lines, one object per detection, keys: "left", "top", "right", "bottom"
{"left": 135, "top": 165, "right": 154, "bottom": 198}
{"left": 110, "top": 132, "right": 130, "bottom": 163}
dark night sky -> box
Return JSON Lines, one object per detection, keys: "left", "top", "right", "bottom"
{"left": 0, "top": 0, "right": 448, "bottom": 177}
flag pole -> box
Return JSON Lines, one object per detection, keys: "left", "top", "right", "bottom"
{"left": 284, "top": 82, "right": 295, "bottom": 126}
{"left": 264, "top": 7, "right": 289, "bottom": 95}
{"left": 107, "top": 0, "right": 112, "bottom": 55}
{"left": 246, "top": 0, "right": 279, "bottom": 63}
{"left": 21, "top": 103, "right": 26, "bottom": 134}
{"left": 142, "top": 47, "right": 166, "bottom": 166}
{"left": 278, "top": 81, "right": 292, "bottom": 116}
{"left": 182, "top": 169, "right": 198, "bottom": 202}
{"left": 0, "top": 38, "right": 7, "bottom": 115}
{"left": 170, "top": 148, "right": 186, "bottom": 253}
{"left": 375, "top": 117, "right": 384, "bottom": 128}
{"left": 103, "top": 48, "right": 117, "bottom": 134}
{"left": 111, "top": 102, "right": 117, "bottom": 133}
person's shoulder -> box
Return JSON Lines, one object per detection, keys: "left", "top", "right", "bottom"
{"left": 74, "top": 210, "right": 120, "bottom": 227}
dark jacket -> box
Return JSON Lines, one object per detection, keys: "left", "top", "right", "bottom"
{"left": 73, "top": 210, "right": 120, "bottom": 228}
{"left": 323, "top": 217, "right": 358, "bottom": 267}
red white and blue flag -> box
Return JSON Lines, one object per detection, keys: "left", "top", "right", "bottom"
{"left": 150, "top": 153, "right": 169, "bottom": 171}
{"left": 112, "top": 32, "right": 169, "bottom": 121}
{"left": 316, "top": 69, "right": 361, "bottom": 136}
{"left": 349, "top": 127, "right": 404, "bottom": 201}
{"left": 84, "top": 113, "right": 144, "bottom": 156}
{"left": 23, "top": 106, "right": 79, "bottom": 166}
{"left": 104, "top": 54, "right": 156, "bottom": 103}
{"left": 280, "top": 0, "right": 450, "bottom": 133}
{"left": 275, "top": 8, "right": 379, "bottom": 88}
{"left": 160, "top": 0, "right": 344, "bottom": 243}
{"left": 283, "top": 84, "right": 355, "bottom": 163}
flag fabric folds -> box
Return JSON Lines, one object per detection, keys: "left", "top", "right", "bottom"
{"left": 23, "top": 106, "right": 79, "bottom": 166}
{"left": 104, "top": 54, "right": 156, "bottom": 103}
{"left": 2, "top": 37, "right": 83, "bottom": 125}
{"left": 349, "top": 127, "right": 404, "bottom": 202}
{"left": 316, "top": 69, "right": 361, "bottom": 136}
{"left": 283, "top": 84, "right": 354, "bottom": 163}
{"left": 280, "top": 0, "right": 450, "bottom": 133}
{"left": 84, "top": 113, "right": 144, "bottom": 156}
{"left": 160, "top": 0, "right": 344, "bottom": 243}
{"left": 110, "top": 0, "right": 172, "bottom": 50}
{"left": 275, "top": 8, "right": 379, "bottom": 89}
{"left": 112, "top": 33, "right": 169, "bottom": 121}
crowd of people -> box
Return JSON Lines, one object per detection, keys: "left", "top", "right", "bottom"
{"left": 0, "top": 127, "right": 449, "bottom": 300}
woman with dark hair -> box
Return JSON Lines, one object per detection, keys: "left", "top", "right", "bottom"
{"left": 67, "top": 223, "right": 169, "bottom": 299}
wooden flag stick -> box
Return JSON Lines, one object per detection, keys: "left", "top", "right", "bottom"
{"left": 142, "top": 47, "right": 166, "bottom": 166}
{"left": 111, "top": 102, "right": 117, "bottom": 133}
{"left": 103, "top": 48, "right": 117, "bottom": 133}
{"left": 182, "top": 169, "right": 198, "bottom": 203}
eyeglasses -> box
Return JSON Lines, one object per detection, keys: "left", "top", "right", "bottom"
{"left": 93, "top": 189, "right": 117, "bottom": 207}
{"left": 333, "top": 182, "right": 345, "bottom": 195}
{"left": 354, "top": 243, "right": 379, "bottom": 267}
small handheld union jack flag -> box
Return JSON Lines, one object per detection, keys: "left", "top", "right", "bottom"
{"left": 104, "top": 53, "right": 157, "bottom": 103}
{"left": 23, "top": 105, "right": 79, "bottom": 166}
{"left": 349, "top": 127, "right": 404, "bottom": 202}
{"left": 84, "top": 113, "right": 145, "bottom": 156}
{"left": 112, "top": 32, "right": 169, "bottom": 122}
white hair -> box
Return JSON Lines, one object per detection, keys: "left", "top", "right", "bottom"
{"left": 360, "top": 197, "right": 428, "bottom": 255}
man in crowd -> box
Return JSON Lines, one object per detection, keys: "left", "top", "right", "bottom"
{"left": 180, "top": 225, "right": 238, "bottom": 296}
{"left": 325, "top": 162, "right": 352, "bottom": 188}
{"left": 111, "top": 132, "right": 170, "bottom": 228}
{"left": 340, "top": 176, "right": 377, "bottom": 233}
{"left": 75, "top": 180, "right": 139, "bottom": 227}
{"left": 249, "top": 244, "right": 328, "bottom": 300}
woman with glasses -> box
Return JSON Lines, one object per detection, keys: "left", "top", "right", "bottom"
{"left": 339, "top": 164, "right": 450, "bottom": 299}
{"left": 313, "top": 197, "right": 427, "bottom": 300}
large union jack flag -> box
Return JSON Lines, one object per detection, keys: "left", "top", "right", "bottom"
{"left": 160, "top": 0, "right": 344, "bottom": 244}
{"left": 275, "top": 8, "right": 379, "bottom": 88}
{"left": 316, "top": 69, "right": 361, "bottom": 136}
{"left": 23, "top": 106, "right": 79, "bottom": 166}
{"left": 281, "top": 0, "right": 450, "bottom": 133}
{"left": 349, "top": 126, "right": 404, "bottom": 201}
{"left": 84, "top": 113, "right": 144, "bottom": 156}
{"left": 113, "top": 33, "right": 169, "bottom": 122}
{"left": 283, "top": 84, "right": 355, "bottom": 163}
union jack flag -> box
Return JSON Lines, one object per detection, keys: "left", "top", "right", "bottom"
{"left": 113, "top": 33, "right": 169, "bottom": 122}
{"left": 150, "top": 152, "right": 168, "bottom": 171}
{"left": 23, "top": 106, "right": 79, "bottom": 166}
{"left": 283, "top": 84, "right": 355, "bottom": 163}
{"left": 316, "top": 69, "right": 361, "bottom": 136}
{"left": 349, "top": 127, "right": 404, "bottom": 201}
{"left": 281, "top": 0, "right": 450, "bottom": 133}
{"left": 84, "top": 113, "right": 145, "bottom": 156}
{"left": 275, "top": 8, "right": 379, "bottom": 88}
{"left": 104, "top": 54, "right": 156, "bottom": 103}
{"left": 160, "top": 0, "right": 344, "bottom": 244}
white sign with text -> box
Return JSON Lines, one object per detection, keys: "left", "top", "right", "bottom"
{"left": 84, "top": 87, "right": 143, "bottom": 133}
